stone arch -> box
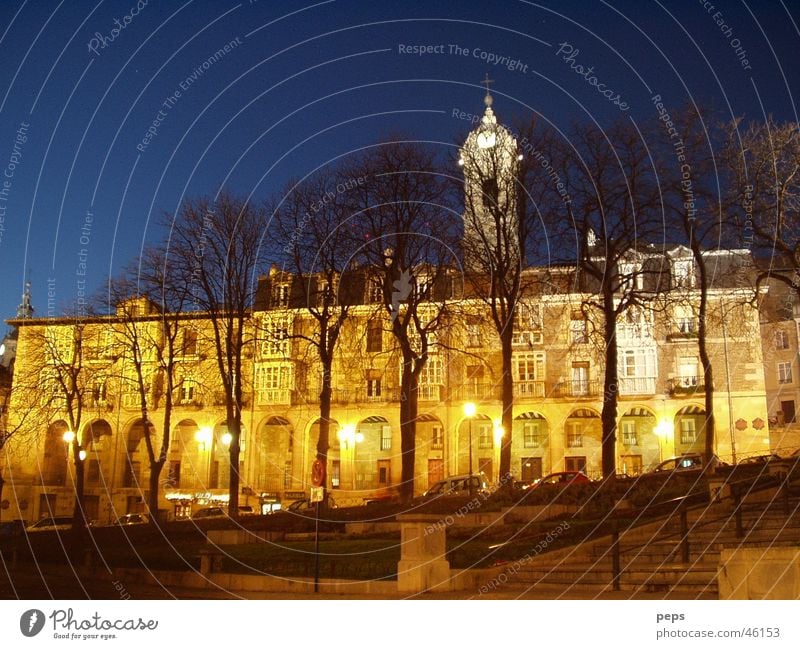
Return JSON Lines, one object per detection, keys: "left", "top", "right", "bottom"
{"left": 674, "top": 404, "right": 707, "bottom": 455}
{"left": 564, "top": 408, "right": 602, "bottom": 478}
{"left": 619, "top": 406, "right": 657, "bottom": 476}
{"left": 254, "top": 415, "right": 294, "bottom": 492}
{"left": 514, "top": 411, "right": 549, "bottom": 481}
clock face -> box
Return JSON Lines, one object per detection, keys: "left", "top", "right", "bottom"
{"left": 477, "top": 131, "right": 496, "bottom": 149}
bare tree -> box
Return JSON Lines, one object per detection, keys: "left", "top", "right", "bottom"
{"left": 458, "top": 103, "right": 563, "bottom": 485}
{"left": 165, "top": 193, "right": 268, "bottom": 518}
{"left": 722, "top": 117, "right": 800, "bottom": 294}
{"left": 558, "top": 120, "right": 662, "bottom": 478}
{"left": 103, "top": 244, "right": 194, "bottom": 522}
{"left": 268, "top": 170, "right": 359, "bottom": 492}
{"left": 345, "top": 141, "right": 456, "bottom": 502}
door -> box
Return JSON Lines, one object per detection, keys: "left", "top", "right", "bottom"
{"left": 781, "top": 400, "right": 796, "bottom": 424}
{"left": 83, "top": 495, "right": 100, "bottom": 522}
{"left": 520, "top": 457, "right": 542, "bottom": 482}
{"left": 377, "top": 460, "right": 391, "bottom": 485}
{"left": 38, "top": 493, "right": 57, "bottom": 518}
{"left": 427, "top": 459, "right": 444, "bottom": 488}
{"left": 572, "top": 362, "right": 589, "bottom": 395}
{"left": 620, "top": 455, "right": 643, "bottom": 477}
{"left": 565, "top": 456, "right": 586, "bottom": 473}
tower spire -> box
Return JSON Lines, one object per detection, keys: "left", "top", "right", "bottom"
{"left": 481, "top": 73, "right": 494, "bottom": 107}
{"left": 16, "top": 281, "right": 33, "bottom": 319}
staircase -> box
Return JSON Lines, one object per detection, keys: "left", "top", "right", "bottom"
{"left": 502, "top": 481, "right": 800, "bottom": 598}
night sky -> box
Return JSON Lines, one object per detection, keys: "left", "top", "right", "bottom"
{"left": 0, "top": 0, "right": 798, "bottom": 321}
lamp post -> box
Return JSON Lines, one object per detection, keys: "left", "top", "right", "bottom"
{"left": 654, "top": 420, "right": 674, "bottom": 464}
{"left": 463, "top": 403, "right": 476, "bottom": 496}
{"left": 195, "top": 426, "right": 213, "bottom": 490}
{"left": 493, "top": 420, "right": 505, "bottom": 487}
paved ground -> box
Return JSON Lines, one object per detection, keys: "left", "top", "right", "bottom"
{"left": 0, "top": 563, "right": 712, "bottom": 600}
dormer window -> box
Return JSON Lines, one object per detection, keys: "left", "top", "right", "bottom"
{"left": 274, "top": 283, "right": 290, "bottom": 307}
{"left": 672, "top": 259, "right": 695, "bottom": 288}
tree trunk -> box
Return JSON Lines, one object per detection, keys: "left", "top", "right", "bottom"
{"left": 499, "top": 327, "right": 514, "bottom": 488}
{"left": 316, "top": 364, "right": 333, "bottom": 489}
{"left": 0, "top": 473, "right": 4, "bottom": 523}
{"left": 148, "top": 460, "right": 164, "bottom": 523}
{"left": 601, "top": 296, "right": 619, "bottom": 479}
{"left": 696, "top": 269, "right": 716, "bottom": 464}
{"left": 71, "top": 453, "right": 88, "bottom": 548}
{"left": 399, "top": 356, "right": 419, "bottom": 503}
{"left": 228, "top": 416, "right": 241, "bottom": 519}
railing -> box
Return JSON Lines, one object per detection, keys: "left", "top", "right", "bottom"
{"left": 552, "top": 380, "right": 599, "bottom": 398}
{"left": 450, "top": 383, "right": 501, "bottom": 401}
{"left": 416, "top": 384, "right": 443, "bottom": 401}
{"left": 255, "top": 388, "right": 293, "bottom": 405}
{"left": 668, "top": 377, "right": 706, "bottom": 396}
{"left": 617, "top": 376, "right": 656, "bottom": 395}
{"left": 514, "top": 380, "right": 545, "bottom": 399}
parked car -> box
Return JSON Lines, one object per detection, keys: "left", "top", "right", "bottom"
{"left": 286, "top": 497, "right": 336, "bottom": 513}
{"left": 192, "top": 507, "right": 227, "bottom": 519}
{"left": 652, "top": 453, "right": 704, "bottom": 473}
{"left": 237, "top": 505, "right": 256, "bottom": 516}
{"left": 738, "top": 453, "right": 783, "bottom": 465}
{"left": 422, "top": 473, "right": 490, "bottom": 498}
{"left": 363, "top": 487, "right": 400, "bottom": 506}
{"left": 528, "top": 471, "right": 591, "bottom": 489}
{"left": 26, "top": 516, "right": 73, "bottom": 532}
{"left": 113, "top": 513, "right": 148, "bottom": 526}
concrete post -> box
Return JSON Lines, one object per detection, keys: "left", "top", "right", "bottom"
{"left": 396, "top": 514, "right": 452, "bottom": 593}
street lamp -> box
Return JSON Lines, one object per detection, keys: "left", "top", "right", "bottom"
{"left": 336, "top": 424, "right": 363, "bottom": 490}
{"left": 463, "top": 403, "right": 476, "bottom": 496}
{"left": 654, "top": 419, "right": 674, "bottom": 464}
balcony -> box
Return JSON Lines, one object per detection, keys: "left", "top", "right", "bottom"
{"left": 617, "top": 376, "right": 656, "bottom": 395}
{"left": 417, "top": 384, "right": 443, "bottom": 401}
{"left": 553, "top": 380, "right": 599, "bottom": 398}
{"left": 668, "top": 377, "right": 706, "bottom": 396}
{"left": 514, "top": 380, "right": 546, "bottom": 399}
{"left": 451, "top": 383, "right": 501, "bottom": 402}
{"left": 255, "top": 389, "right": 293, "bottom": 406}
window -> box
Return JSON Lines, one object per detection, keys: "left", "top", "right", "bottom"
{"left": 673, "top": 259, "right": 695, "bottom": 288}
{"left": 565, "top": 456, "right": 586, "bottom": 473}
{"left": 181, "top": 329, "right": 198, "bottom": 356}
{"left": 778, "top": 361, "right": 793, "bottom": 384}
{"left": 674, "top": 305, "right": 697, "bottom": 335}
{"left": 619, "top": 262, "right": 643, "bottom": 292}
{"left": 523, "top": 422, "right": 542, "bottom": 448}
{"left": 775, "top": 330, "right": 790, "bottom": 350}
{"left": 179, "top": 379, "right": 197, "bottom": 405}
{"left": 481, "top": 178, "right": 499, "bottom": 209}
{"left": 478, "top": 423, "right": 493, "bottom": 449}
{"left": 380, "top": 425, "right": 392, "bottom": 451}
{"left": 91, "top": 378, "right": 108, "bottom": 405}
{"left": 166, "top": 461, "right": 181, "bottom": 488}
{"left": 330, "top": 460, "right": 341, "bottom": 489}
{"left": 514, "top": 352, "right": 545, "bottom": 382}
{"left": 622, "top": 350, "right": 636, "bottom": 378}
{"left": 368, "top": 279, "right": 383, "bottom": 304}
{"left": 284, "top": 461, "right": 293, "bottom": 490}
{"left": 367, "top": 377, "right": 382, "bottom": 399}
{"left": 621, "top": 421, "right": 637, "bottom": 446}
{"left": 566, "top": 421, "right": 583, "bottom": 448}
{"left": 255, "top": 364, "right": 292, "bottom": 403}
{"left": 274, "top": 283, "right": 290, "bottom": 307}
{"left": 571, "top": 362, "right": 590, "bottom": 395}
{"left": 680, "top": 419, "right": 697, "bottom": 444}
{"left": 679, "top": 357, "right": 699, "bottom": 387}
{"left": 431, "top": 425, "right": 443, "bottom": 449}
{"left": 620, "top": 455, "right": 643, "bottom": 476}
{"left": 367, "top": 320, "right": 383, "bottom": 353}
{"left": 513, "top": 303, "right": 543, "bottom": 344}
{"left": 570, "top": 314, "right": 588, "bottom": 344}
{"left": 262, "top": 316, "right": 290, "bottom": 357}
{"left": 466, "top": 316, "right": 481, "bottom": 347}
{"left": 123, "top": 460, "right": 140, "bottom": 488}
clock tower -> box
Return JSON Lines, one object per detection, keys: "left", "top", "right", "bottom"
{"left": 459, "top": 77, "right": 521, "bottom": 269}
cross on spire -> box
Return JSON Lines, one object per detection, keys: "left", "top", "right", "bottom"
{"left": 481, "top": 73, "right": 494, "bottom": 107}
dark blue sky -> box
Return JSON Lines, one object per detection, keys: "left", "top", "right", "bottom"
{"left": 0, "top": 0, "right": 798, "bottom": 321}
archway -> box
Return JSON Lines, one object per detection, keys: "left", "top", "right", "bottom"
{"left": 674, "top": 405, "right": 707, "bottom": 456}
{"left": 416, "top": 413, "right": 444, "bottom": 489}
{"left": 254, "top": 416, "right": 294, "bottom": 493}
{"left": 457, "top": 411, "right": 493, "bottom": 479}
{"left": 123, "top": 419, "right": 155, "bottom": 489}
{"left": 514, "top": 411, "right": 549, "bottom": 482}
{"left": 82, "top": 419, "right": 112, "bottom": 488}
{"left": 564, "top": 408, "right": 601, "bottom": 478}
{"left": 352, "top": 415, "right": 391, "bottom": 491}
{"left": 618, "top": 407, "right": 656, "bottom": 476}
